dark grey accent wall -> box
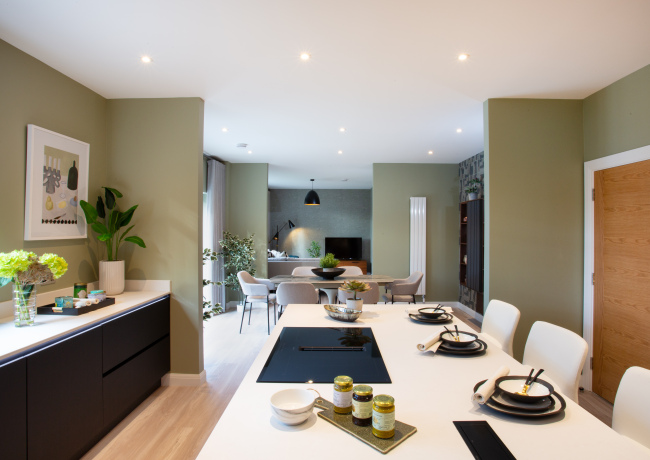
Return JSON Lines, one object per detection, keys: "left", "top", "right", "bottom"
{"left": 458, "top": 151, "right": 484, "bottom": 311}
{"left": 269, "top": 189, "right": 372, "bottom": 265}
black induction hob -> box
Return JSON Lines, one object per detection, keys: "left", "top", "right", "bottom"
{"left": 257, "top": 327, "right": 391, "bottom": 383}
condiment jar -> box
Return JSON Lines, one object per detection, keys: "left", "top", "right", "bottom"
{"left": 333, "top": 375, "right": 353, "bottom": 414}
{"left": 352, "top": 385, "right": 373, "bottom": 426}
{"left": 372, "top": 394, "right": 395, "bottom": 438}
{"left": 74, "top": 283, "right": 88, "bottom": 299}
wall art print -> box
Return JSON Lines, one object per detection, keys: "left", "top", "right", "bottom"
{"left": 24, "top": 125, "right": 89, "bottom": 240}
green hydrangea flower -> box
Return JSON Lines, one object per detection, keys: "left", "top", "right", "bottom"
{"left": 0, "top": 250, "right": 37, "bottom": 278}
{"left": 39, "top": 253, "right": 68, "bottom": 279}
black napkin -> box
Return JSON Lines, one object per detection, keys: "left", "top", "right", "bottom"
{"left": 454, "top": 421, "right": 516, "bottom": 460}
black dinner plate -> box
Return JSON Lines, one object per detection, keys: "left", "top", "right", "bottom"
{"left": 408, "top": 313, "right": 453, "bottom": 324}
{"left": 490, "top": 388, "right": 555, "bottom": 411}
{"left": 438, "top": 339, "right": 487, "bottom": 355}
{"left": 473, "top": 380, "right": 566, "bottom": 418}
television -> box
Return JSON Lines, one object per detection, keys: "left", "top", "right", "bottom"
{"left": 325, "top": 237, "right": 362, "bottom": 260}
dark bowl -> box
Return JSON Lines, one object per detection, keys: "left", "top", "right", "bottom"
{"left": 495, "top": 376, "right": 554, "bottom": 402}
{"left": 418, "top": 306, "right": 446, "bottom": 318}
{"left": 439, "top": 331, "right": 478, "bottom": 348}
{"left": 311, "top": 268, "right": 346, "bottom": 279}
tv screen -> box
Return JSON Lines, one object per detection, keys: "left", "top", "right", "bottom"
{"left": 325, "top": 237, "right": 362, "bottom": 260}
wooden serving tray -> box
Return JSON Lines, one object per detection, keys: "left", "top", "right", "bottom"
{"left": 37, "top": 297, "right": 116, "bottom": 316}
{"left": 314, "top": 397, "right": 417, "bottom": 454}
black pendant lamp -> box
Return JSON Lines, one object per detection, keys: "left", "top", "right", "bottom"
{"left": 304, "top": 179, "right": 320, "bottom": 205}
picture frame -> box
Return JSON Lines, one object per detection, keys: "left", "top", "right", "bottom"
{"left": 24, "top": 125, "right": 89, "bottom": 240}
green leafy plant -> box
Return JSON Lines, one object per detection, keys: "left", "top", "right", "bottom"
{"left": 80, "top": 187, "right": 146, "bottom": 261}
{"left": 319, "top": 252, "right": 340, "bottom": 268}
{"left": 340, "top": 280, "right": 371, "bottom": 300}
{"left": 307, "top": 241, "right": 321, "bottom": 258}
{"left": 202, "top": 248, "right": 223, "bottom": 321}
{"left": 465, "top": 178, "right": 482, "bottom": 194}
{"left": 217, "top": 232, "right": 256, "bottom": 294}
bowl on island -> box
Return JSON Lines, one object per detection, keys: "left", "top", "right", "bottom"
{"left": 270, "top": 388, "right": 320, "bottom": 425}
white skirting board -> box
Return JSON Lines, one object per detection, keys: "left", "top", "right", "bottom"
{"left": 162, "top": 370, "right": 207, "bottom": 387}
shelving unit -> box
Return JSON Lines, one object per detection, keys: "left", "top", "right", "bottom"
{"left": 460, "top": 199, "right": 484, "bottom": 313}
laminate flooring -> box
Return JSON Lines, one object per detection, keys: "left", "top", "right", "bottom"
{"left": 82, "top": 302, "right": 613, "bottom": 460}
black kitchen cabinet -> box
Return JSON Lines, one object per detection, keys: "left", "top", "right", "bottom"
{"left": 460, "top": 199, "right": 484, "bottom": 313}
{"left": 0, "top": 357, "right": 27, "bottom": 460}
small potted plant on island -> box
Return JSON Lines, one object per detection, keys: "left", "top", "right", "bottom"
{"left": 80, "top": 187, "right": 146, "bottom": 295}
{"left": 319, "top": 253, "right": 340, "bottom": 271}
{"left": 465, "top": 178, "right": 482, "bottom": 201}
{"left": 340, "top": 280, "right": 371, "bottom": 311}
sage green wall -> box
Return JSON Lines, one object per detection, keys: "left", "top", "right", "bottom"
{"left": 0, "top": 39, "right": 107, "bottom": 302}
{"left": 485, "top": 99, "right": 584, "bottom": 360}
{"left": 107, "top": 98, "right": 205, "bottom": 375}
{"left": 584, "top": 64, "right": 650, "bottom": 161}
{"left": 372, "top": 164, "right": 459, "bottom": 301}
{"left": 226, "top": 163, "right": 269, "bottom": 280}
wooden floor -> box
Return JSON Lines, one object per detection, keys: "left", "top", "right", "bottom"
{"left": 82, "top": 303, "right": 613, "bottom": 459}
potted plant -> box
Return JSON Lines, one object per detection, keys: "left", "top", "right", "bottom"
{"left": 307, "top": 240, "right": 321, "bottom": 258}
{"left": 340, "top": 279, "right": 370, "bottom": 311}
{"left": 465, "top": 178, "right": 482, "bottom": 200}
{"left": 319, "top": 253, "right": 340, "bottom": 271}
{"left": 215, "top": 232, "right": 256, "bottom": 305}
{"left": 0, "top": 250, "right": 68, "bottom": 327}
{"left": 80, "top": 187, "right": 146, "bottom": 295}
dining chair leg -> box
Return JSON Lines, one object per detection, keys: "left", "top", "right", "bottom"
{"left": 248, "top": 300, "right": 253, "bottom": 325}
{"left": 267, "top": 304, "right": 270, "bottom": 335}
{"left": 239, "top": 301, "right": 247, "bottom": 334}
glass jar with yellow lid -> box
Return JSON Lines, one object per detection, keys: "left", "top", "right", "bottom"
{"left": 333, "top": 375, "right": 353, "bottom": 414}
{"left": 372, "top": 394, "right": 395, "bottom": 438}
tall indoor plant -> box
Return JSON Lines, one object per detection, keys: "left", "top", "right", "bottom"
{"left": 80, "top": 187, "right": 146, "bottom": 295}
{"left": 216, "top": 232, "right": 256, "bottom": 304}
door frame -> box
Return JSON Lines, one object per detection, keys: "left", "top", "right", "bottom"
{"left": 582, "top": 144, "right": 650, "bottom": 390}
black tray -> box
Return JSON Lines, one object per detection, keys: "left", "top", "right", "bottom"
{"left": 37, "top": 297, "right": 116, "bottom": 316}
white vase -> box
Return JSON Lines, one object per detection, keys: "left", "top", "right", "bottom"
{"left": 99, "top": 260, "right": 125, "bottom": 295}
{"left": 346, "top": 298, "right": 363, "bottom": 311}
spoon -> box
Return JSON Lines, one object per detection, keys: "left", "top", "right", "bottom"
{"left": 454, "top": 325, "right": 461, "bottom": 342}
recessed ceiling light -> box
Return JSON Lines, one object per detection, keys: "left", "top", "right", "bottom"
{"left": 341, "top": 179, "right": 348, "bottom": 182}
{"left": 339, "top": 127, "right": 346, "bottom": 132}
{"left": 456, "top": 128, "right": 462, "bottom": 133}
{"left": 247, "top": 150, "right": 253, "bottom": 154}
{"left": 338, "top": 150, "right": 343, "bottom": 155}
{"left": 236, "top": 143, "right": 248, "bottom": 148}
{"left": 428, "top": 150, "right": 434, "bottom": 155}
{"left": 141, "top": 55, "right": 153, "bottom": 64}
{"left": 222, "top": 127, "right": 228, "bottom": 133}
{"left": 458, "top": 53, "right": 469, "bottom": 61}
{"left": 300, "top": 52, "right": 311, "bottom": 61}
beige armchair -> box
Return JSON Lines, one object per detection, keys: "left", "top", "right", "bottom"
{"left": 383, "top": 271, "right": 423, "bottom": 304}
{"left": 237, "top": 271, "right": 277, "bottom": 334}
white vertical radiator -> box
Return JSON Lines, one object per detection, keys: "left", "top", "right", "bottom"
{"left": 410, "top": 197, "right": 426, "bottom": 297}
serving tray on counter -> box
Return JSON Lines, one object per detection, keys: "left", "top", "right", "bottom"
{"left": 314, "top": 397, "right": 417, "bottom": 454}
{"left": 37, "top": 297, "right": 116, "bottom": 316}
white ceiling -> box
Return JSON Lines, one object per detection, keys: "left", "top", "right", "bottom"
{"left": 2, "top": 1, "right": 650, "bottom": 189}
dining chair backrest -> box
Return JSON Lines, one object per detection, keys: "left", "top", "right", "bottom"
{"left": 612, "top": 366, "right": 650, "bottom": 449}
{"left": 391, "top": 271, "right": 423, "bottom": 295}
{"left": 522, "top": 321, "right": 588, "bottom": 402}
{"left": 338, "top": 282, "right": 380, "bottom": 304}
{"left": 276, "top": 282, "right": 319, "bottom": 306}
{"left": 481, "top": 299, "right": 520, "bottom": 357}
{"left": 342, "top": 266, "right": 363, "bottom": 275}
{"left": 237, "top": 271, "right": 258, "bottom": 296}
{"left": 291, "top": 266, "right": 318, "bottom": 276}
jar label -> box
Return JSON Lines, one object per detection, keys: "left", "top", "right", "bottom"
{"left": 333, "top": 390, "right": 352, "bottom": 409}
{"left": 353, "top": 400, "right": 372, "bottom": 419}
{"left": 372, "top": 410, "right": 395, "bottom": 432}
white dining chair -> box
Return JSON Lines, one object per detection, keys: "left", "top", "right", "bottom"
{"left": 237, "top": 271, "right": 277, "bottom": 335}
{"left": 383, "top": 271, "right": 423, "bottom": 304}
{"left": 481, "top": 299, "right": 520, "bottom": 357}
{"left": 276, "top": 282, "right": 319, "bottom": 315}
{"left": 522, "top": 321, "right": 588, "bottom": 402}
{"left": 338, "top": 282, "right": 380, "bottom": 304}
{"left": 291, "top": 266, "right": 318, "bottom": 276}
{"left": 612, "top": 366, "right": 650, "bottom": 449}
{"left": 341, "top": 266, "right": 363, "bottom": 275}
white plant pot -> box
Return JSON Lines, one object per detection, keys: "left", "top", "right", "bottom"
{"left": 346, "top": 299, "right": 363, "bottom": 311}
{"left": 468, "top": 192, "right": 478, "bottom": 200}
{"left": 99, "top": 260, "right": 125, "bottom": 295}
{"left": 322, "top": 267, "right": 337, "bottom": 272}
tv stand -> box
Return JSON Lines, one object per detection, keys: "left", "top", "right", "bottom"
{"left": 336, "top": 260, "right": 367, "bottom": 274}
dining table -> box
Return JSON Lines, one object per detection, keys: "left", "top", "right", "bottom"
{"left": 197, "top": 303, "right": 650, "bottom": 459}
{"left": 269, "top": 274, "right": 395, "bottom": 304}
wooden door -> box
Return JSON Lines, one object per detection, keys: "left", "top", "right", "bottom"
{"left": 594, "top": 160, "right": 650, "bottom": 403}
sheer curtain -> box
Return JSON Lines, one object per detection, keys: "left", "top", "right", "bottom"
{"left": 205, "top": 158, "right": 226, "bottom": 311}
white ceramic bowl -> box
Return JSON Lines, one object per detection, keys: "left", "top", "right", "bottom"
{"left": 270, "top": 389, "right": 319, "bottom": 425}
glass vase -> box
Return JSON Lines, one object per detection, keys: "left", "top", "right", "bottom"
{"left": 13, "top": 283, "right": 37, "bottom": 327}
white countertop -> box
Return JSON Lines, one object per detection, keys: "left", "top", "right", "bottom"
{"left": 0, "top": 281, "right": 170, "bottom": 363}
{"left": 197, "top": 304, "right": 650, "bottom": 459}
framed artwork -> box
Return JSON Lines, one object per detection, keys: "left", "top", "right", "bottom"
{"left": 24, "top": 125, "right": 89, "bottom": 240}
